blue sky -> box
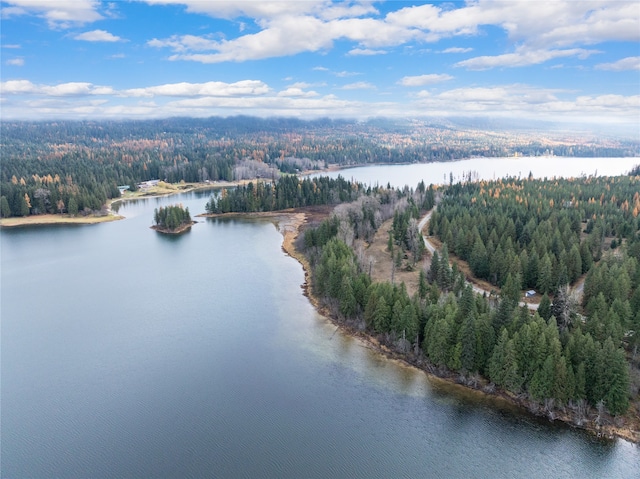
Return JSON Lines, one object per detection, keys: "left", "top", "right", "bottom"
{"left": 1, "top": 1, "right": 638, "bottom": 130}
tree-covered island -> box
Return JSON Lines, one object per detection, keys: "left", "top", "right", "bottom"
{"left": 152, "top": 204, "right": 194, "bottom": 234}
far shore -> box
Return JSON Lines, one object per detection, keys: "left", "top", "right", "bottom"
{"left": 0, "top": 178, "right": 277, "bottom": 229}
{"left": 0, "top": 161, "right": 425, "bottom": 229}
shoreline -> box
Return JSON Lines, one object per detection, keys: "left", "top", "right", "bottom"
{"left": 276, "top": 211, "right": 640, "bottom": 445}
{"left": 0, "top": 178, "right": 272, "bottom": 228}
{"left": 0, "top": 213, "right": 124, "bottom": 228}
{"left": 150, "top": 221, "right": 197, "bottom": 234}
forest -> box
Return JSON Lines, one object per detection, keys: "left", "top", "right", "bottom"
{"left": 206, "top": 175, "right": 377, "bottom": 213}
{"left": 428, "top": 175, "right": 640, "bottom": 293}
{"left": 2, "top": 117, "right": 638, "bottom": 218}
{"left": 295, "top": 173, "right": 639, "bottom": 427}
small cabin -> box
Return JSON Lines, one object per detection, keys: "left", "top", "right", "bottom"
{"left": 525, "top": 290, "right": 536, "bottom": 298}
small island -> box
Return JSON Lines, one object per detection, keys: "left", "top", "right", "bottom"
{"left": 151, "top": 204, "right": 195, "bottom": 234}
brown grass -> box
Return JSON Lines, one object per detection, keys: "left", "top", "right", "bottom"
{"left": 0, "top": 214, "right": 123, "bottom": 227}
{"left": 366, "top": 217, "right": 423, "bottom": 296}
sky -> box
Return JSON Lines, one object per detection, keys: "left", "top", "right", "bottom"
{"left": 1, "top": 0, "right": 639, "bottom": 130}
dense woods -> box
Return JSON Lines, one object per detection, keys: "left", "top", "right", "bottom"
{"left": 2, "top": 118, "right": 638, "bottom": 218}
{"left": 205, "top": 176, "right": 367, "bottom": 213}
{"left": 429, "top": 175, "right": 640, "bottom": 293}
{"left": 300, "top": 174, "right": 639, "bottom": 425}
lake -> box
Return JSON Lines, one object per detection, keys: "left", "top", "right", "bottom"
{"left": 2, "top": 157, "right": 638, "bottom": 478}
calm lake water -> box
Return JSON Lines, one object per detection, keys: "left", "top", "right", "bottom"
{"left": 2, "top": 158, "right": 639, "bottom": 478}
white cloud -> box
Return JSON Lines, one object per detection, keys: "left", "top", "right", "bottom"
{"left": 1, "top": 79, "right": 35, "bottom": 94}
{"left": 142, "top": 0, "right": 324, "bottom": 20}
{"left": 277, "top": 87, "right": 319, "bottom": 98}
{"left": 333, "top": 70, "right": 360, "bottom": 77}
{"left": 6, "top": 58, "right": 25, "bottom": 66}
{"left": 121, "top": 80, "right": 270, "bottom": 97}
{"left": 2, "top": 44, "right": 22, "bottom": 49}
{"left": 398, "top": 74, "right": 453, "bottom": 86}
{"left": 1, "top": 78, "right": 638, "bottom": 128}
{"left": 287, "top": 81, "right": 326, "bottom": 89}
{"left": 339, "top": 82, "right": 375, "bottom": 90}
{"left": 411, "top": 84, "right": 640, "bottom": 123}
{"left": 347, "top": 48, "right": 387, "bottom": 56}
{"left": 155, "top": 15, "right": 340, "bottom": 63}
{"left": 456, "top": 47, "right": 599, "bottom": 70}
{"left": 147, "top": 34, "right": 220, "bottom": 52}
{"left": 74, "top": 29, "right": 124, "bottom": 42}
{"left": 440, "top": 47, "right": 473, "bottom": 53}
{"left": 143, "top": 1, "right": 638, "bottom": 69}
{"left": 0, "top": 80, "right": 114, "bottom": 96}
{"left": 387, "top": 1, "right": 640, "bottom": 48}
{"left": 2, "top": 0, "right": 102, "bottom": 28}
{"left": 595, "top": 56, "right": 640, "bottom": 71}
{"left": 0, "top": 79, "right": 269, "bottom": 98}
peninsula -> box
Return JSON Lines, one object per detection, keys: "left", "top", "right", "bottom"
{"left": 203, "top": 172, "right": 640, "bottom": 444}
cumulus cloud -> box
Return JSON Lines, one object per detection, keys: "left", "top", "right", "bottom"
{"left": 2, "top": 0, "right": 103, "bottom": 28}
{"left": 142, "top": 0, "right": 638, "bottom": 69}
{"left": 142, "top": 0, "right": 324, "bottom": 20}
{"left": 595, "top": 56, "right": 640, "bottom": 71}
{"left": 0, "top": 80, "right": 114, "bottom": 96}
{"left": 277, "top": 87, "right": 319, "bottom": 98}
{"left": 74, "top": 29, "right": 124, "bottom": 42}
{"left": 398, "top": 74, "right": 453, "bottom": 86}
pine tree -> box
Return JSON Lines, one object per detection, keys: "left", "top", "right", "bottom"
{"left": 459, "top": 313, "right": 477, "bottom": 372}
{"left": 488, "top": 329, "right": 509, "bottom": 386}
{"left": 373, "top": 296, "right": 390, "bottom": 333}
{"left": 537, "top": 254, "right": 553, "bottom": 294}
{"left": 0, "top": 196, "right": 11, "bottom": 217}
{"left": 538, "top": 293, "right": 552, "bottom": 321}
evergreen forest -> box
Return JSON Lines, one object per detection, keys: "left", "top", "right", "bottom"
{"left": 2, "top": 118, "right": 638, "bottom": 218}
{"left": 298, "top": 174, "right": 639, "bottom": 425}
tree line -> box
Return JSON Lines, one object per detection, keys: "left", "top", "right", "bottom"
{"left": 3, "top": 118, "right": 637, "bottom": 218}
{"left": 205, "top": 175, "right": 368, "bottom": 213}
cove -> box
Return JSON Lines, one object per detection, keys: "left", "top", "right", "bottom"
{"left": 2, "top": 158, "right": 639, "bottom": 478}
